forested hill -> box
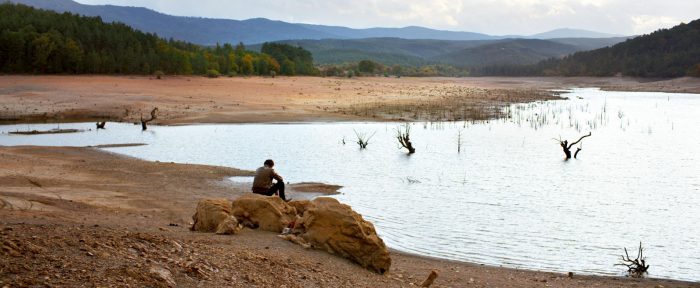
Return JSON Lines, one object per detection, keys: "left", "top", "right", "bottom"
{"left": 0, "top": 3, "right": 317, "bottom": 76}
{"left": 479, "top": 19, "right": 700, "bottom": 77}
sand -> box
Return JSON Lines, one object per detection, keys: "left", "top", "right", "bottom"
{"left": 3, "top": 75, "right": 697, "bottom": 124}
{"left": 2, "top": 75, "right": 700, "bottom": 287}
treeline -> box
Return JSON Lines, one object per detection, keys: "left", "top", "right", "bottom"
{"left": 0, "top": 3, "right": 317, "bottom": 76}
{"left": 319, "top": 60, "right": 469, "bottom": 77}
{"left": 473, "top": 19, "right": 700, "bottom": 78}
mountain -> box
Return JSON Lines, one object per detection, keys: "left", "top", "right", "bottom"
{"left": 530, "top": 28, "right": 623, "bottom": 39}
{"left": 8, "top": 0, "right": 624, "bottom": 45}
{"left": 0, "top": 3, "right": 317, "bottom": 76}
{"left": 298, "top": 24, "right": 497, "bottom": 41}
{"left": 477, "top": 19, "right": 700, "bottom": 77}
{"left": 257, "top": 37, "right": 628, "bottom": 67}
{"left": 6, "top": 0, "right": 339, "bottom": 45}
{"left": 430, "top": 39, "right": 580, "bottom": 67}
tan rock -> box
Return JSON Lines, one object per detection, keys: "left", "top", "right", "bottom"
{"left": 420, "top": 270, "right": 438, "bottom": 287}
{"left": 148, "top": 265, "right": 176, "bottom": 287}
{"left": 190, "top": 199, "right": 241, "bottom": 234}
{"left": 297, "top": 197, "right": 391, "bottom": 274}
{"left": 287, "top": 199, "right": 313, "bottom": 216}
{"left": 231, "top": 194, "right": 298, "bottom": 232}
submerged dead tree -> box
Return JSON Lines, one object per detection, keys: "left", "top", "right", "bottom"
{"left": 615, "top": 242, "right": 650, "bottom": 278}
{"left": 354, "top": 129, "right": 375, "bottom": 149}
{"left": 140, "top": 107, "right": 158, "bottom": 131}
{"left": 396, "top": 124, "right": 416, "bottom": 154}
{"left": 558, "top": 132, "right": 591, "bottom": 159}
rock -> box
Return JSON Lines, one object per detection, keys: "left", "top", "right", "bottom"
{"left": 148, "top": 265, "right": 176, "bottom": 287}
{"left": 420, "top": 270, "right": 438, "bottom": 287}
{"left": 287, "top": 199, "right": 313, "bottom": 216}
{"left": 231, "top": 194, "right": 298, "bottom": 232}
{"left": 215, "top": 216, "right": 240, "bottom": 235}
{"left": 297, "top": 197, "right": 391, "bottom": 274}
{"left": 190, "top": 199, "right": 241, "bottom": 234}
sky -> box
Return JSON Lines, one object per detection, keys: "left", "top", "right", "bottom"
{"left": 73, "top": 0, "right": 700, "bottom": 36}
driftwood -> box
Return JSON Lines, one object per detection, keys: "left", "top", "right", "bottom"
{"left": 615, "top": 242, "right": 650, "bottom": 278}
{"left": 96, "top": 122, "right": 106, "bottom": 129}
{"left": 140, "top": 108, "right": 158, "bottom": 131}
{"left": 396, "top": 124, "right": 416, "bottom": 154}
{"left": 558, "top": 132, "right": 591, "bottom": 160}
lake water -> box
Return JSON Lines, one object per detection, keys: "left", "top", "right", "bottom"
{"left": 1, "top": 88, "right": 699, "bottom": 281}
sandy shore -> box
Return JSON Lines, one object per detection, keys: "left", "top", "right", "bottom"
{"left": 3, "top": 75, "right": 697, "bottom": 124}
{"left": 1, "top": 146, "right": 697, "bottom": 287}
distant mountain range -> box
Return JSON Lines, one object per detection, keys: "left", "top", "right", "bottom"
{"left": 258, "top": 37, "right": 629, "bottom": 67}
{"left": 8, "top": 0, "right": 625, "bottom": 45}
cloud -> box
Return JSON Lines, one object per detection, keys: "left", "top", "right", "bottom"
{"left": 631, "top": 15, "right": 684, "bottom": 34}
{"left": 74, "top": 0, "right": 699, "bottom": 35}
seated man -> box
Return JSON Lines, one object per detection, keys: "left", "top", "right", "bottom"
{"left": 252, "top": 159, "right": 287, "bottom": 201}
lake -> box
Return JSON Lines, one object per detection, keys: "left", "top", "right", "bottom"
{"left": 1, "top": 88, "right": 699, "bottom": 281}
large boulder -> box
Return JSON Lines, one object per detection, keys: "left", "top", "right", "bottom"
{"left": 296, "top": 197, "right": 391, "bottom": 274}
{"left": 190, "top": 199, "right": 241, "bottom": 235}
{"left": 231, "top": 194, "right": 298, "bottom": 232}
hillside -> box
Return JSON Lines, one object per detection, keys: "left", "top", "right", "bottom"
{"left": 259, "top": 37, "right": 626, "bottom": 67}
{"left": 0, "top": 3, "right": 316, "bottom": 76}
{"left": 9, "top": 0, "right": 623, "bottom": 45}
{"left": 518, "top": 19, "right": 700, "bottom": 77}
{"left": 431, "top": 39, "right": 580, "bottom": 67}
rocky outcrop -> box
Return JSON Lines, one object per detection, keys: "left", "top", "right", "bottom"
{"left": 191, "top": 195, "right": 391, "bottom": 274}
{"left": 190, "top": 199, "right": 241, "bottom": 235}
{"left": 230, "top": 194, "right": 297, "bottom": 232}
{"left": 295, "top": 197, "right": 391, "bottom": 274}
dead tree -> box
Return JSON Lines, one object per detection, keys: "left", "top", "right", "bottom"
{"left": 354, "top": 129, "right": 375, "bottom": 149}
{"left": 140, "top": 107, "right": 158, "bottom": 131}
{"left": 96, "top": 122, "right": 106, "bottom": 129}
{"left": 615, "top": 242, "right": 650, "bottom": 278}
{"left": 558, "top": 132, "right": 591, "bottom": 160}
{"left": 396, "top": 124, "right": 416, "bottom": 154}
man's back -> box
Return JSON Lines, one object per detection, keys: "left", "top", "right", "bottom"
{"left": 253, "top": 166, "right": 275, "bottom": 190}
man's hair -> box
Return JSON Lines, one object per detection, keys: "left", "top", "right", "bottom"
{"left": 264, "top": 159, "right": 274, "bottom": 167}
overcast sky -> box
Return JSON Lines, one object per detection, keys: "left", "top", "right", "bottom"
{"left": 73, "top": 0, "right": 699, "bottom": 35}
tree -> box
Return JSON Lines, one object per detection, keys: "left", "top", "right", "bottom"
{"left": 281, "top": 59, "right": 295, "bottom": 76}
{"left": 240, "top": 54, "right": 254, "bottom": 75}
{"left": 358, "top": 60, "right": 377, "bottom": 74}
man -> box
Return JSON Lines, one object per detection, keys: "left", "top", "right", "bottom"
{"left": 252, "top": 159, "right": 287, "bottom": 201}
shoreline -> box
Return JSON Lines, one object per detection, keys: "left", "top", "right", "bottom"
{"left": 5, "top": 75, "right": 698, "bottom": 126}
{"left": 1, "top": 146, "right": 698, "bottom": 287}
{"left": 2, "top": 75, "right": 700, "bottom": 286}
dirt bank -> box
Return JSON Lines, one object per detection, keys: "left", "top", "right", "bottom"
{"left": 1, "top": 146, "right": 696, "bottom": 287}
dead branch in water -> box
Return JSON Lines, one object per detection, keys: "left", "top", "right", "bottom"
{"left": 457, "top": 129, "right": 463, "bottom": 153}
{"left": 140, "top": 108, "right": 158, "bottom": 131}
{"left": 396, "top": 124, "right": 416, "bottom": 154}
{"left": 615, "top": 242, "right": 650, "bottom": 278}
{"left": 558, "top": 132, "right": 591, "bottom": 160}
{"left": 354, "top": 129, "right": 375, "bottom": 149}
